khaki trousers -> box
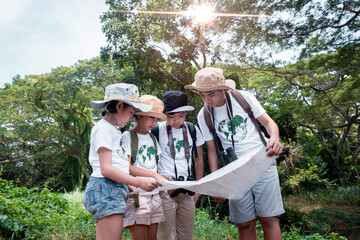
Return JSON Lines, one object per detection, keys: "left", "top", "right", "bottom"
{"left": 157, "top": 191, "right": 195, "bottom": 240}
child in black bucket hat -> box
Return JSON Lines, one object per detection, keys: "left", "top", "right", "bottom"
{"left": 152, "top": 90, "right": 205, "bottom": 240}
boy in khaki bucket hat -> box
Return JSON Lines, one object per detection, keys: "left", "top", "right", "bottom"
{"left": 185, "top": 67, "right": 284, "bottom": 240}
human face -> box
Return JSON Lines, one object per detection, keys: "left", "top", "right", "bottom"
{"left": 116, "top": 103, "right": 136, "bottom": 128}
{"left": 137, "top": 115, "right": 161, "bottom": 132}
{"left": 199, "top": 90, "right": 226, "bottom": 107}
{"left": 166, "top": 111, "right": 186, "bottom": 129}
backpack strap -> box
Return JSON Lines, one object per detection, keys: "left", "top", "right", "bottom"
{"left": 130, "top": 129, "right": 159, "bottom": 164}
{"left": 203, "top": 104, "right": 215, "bottom": 137}
{"left": 149, "top": 132, "right": 159, "bottom": 163}
{"left": 129, "top": 129, "right": 138, "bottom": 165}
{"left": 185, "top": 121, "right": 198, "bottom": 158}
{"left": 229, "top": 90, "right": 267, "bottom": 146}
{"left": 203, "top": 104, "right": 224, "bottom": 169}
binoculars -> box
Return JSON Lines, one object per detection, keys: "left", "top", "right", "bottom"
{"left": 169, "top": 175, "right": 195, "bottom": 197}
{"left": 218, "top": 147, "right": 238, "bottom": 167}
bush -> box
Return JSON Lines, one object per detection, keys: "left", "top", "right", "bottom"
{"left": 279, "top": 144, "right": 334, "bottom": 195}
{"left": 0, "top": 178, "right": 68, "bottom": 239}
{"left": 281, "top": 164, "right": 333, "bottom": 194}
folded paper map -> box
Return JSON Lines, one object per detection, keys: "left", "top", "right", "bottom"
{"left": 136, "top": 147, "right": 277, "bottom": 200}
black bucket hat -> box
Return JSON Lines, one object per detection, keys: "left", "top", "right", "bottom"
{"left": 162, "top": 91, "right": 195, "bottom": 114}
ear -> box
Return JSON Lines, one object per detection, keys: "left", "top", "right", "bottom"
{"left": 117, "top": 101, "right": 123, "bottom": 111}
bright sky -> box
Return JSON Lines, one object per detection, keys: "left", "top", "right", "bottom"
{"left": 0, "top": 0, "right": 108, "bottom": 88}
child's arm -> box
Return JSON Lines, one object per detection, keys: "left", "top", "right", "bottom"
{"left": 206, "top": 140, "right": 219, "bottom": 173}
{"left": 193, "top": 145, "right": 204, "bottom": 203}
{"left": 257, "top": 113, "right": 282, "bottom": 157}
{"left": 98, "top": 147, "right": 161, "bottom": 191}
{"left": 194, "top": 145, "right": 204, "bottom": 180}
{"left": 128, "top": 156, "right": 168, "bottom": 182}
{"left": 205, "top": 140, "right": 226, "bottom": 203}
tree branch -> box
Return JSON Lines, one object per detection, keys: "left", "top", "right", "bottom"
{"left": 0, "top": 155, "right": 33, "bottom": 164}
{"left": 298, "top": 122, "right": 337, "bottom": 164}
{"left": 278, "top": 5, "right": 360, "bottom": 38}
{"left": 260, "top": 66, "right": 360, "bottom": 91}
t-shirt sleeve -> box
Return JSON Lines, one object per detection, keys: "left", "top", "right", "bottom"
{"left": 194, "top": 125, "right": 205, "bottom": 147}
{"left": 239, "top": 90, "right": 266, "bottom": 119}
{"left": 197, "top": 107, "right": 214, "bottom": 142}
{"left": 155, "top": 138, "right": 162, "bottom": 156}
{"left": 122, "top": 131, "right": 132, "bottom": 157}
{"left": 92, "top": 125, "right": 114, "bottom": 152}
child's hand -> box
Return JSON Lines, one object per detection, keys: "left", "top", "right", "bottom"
{"left": 167, "top": 189, "right": 176, "bottom": 195}
{"left": 128, "top": 185, "right": 139, "bottom": 198}
{"left": 138, "top": 179, "right": 161, "bottom": 192}
{"left": 194, "top": 193, "right": 201, "bottom": 203}
{"left": 266, "top": 137, "right": 282, "bottom": 157}
{"left": 154, "top": 173, "right": 168, "bottom": 182}
{"left": 211, "top": 196, "right": 226, "bottom": 203}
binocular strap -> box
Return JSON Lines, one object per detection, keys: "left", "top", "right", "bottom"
{"left": 166, "top": 124, "right": 191, "bottom": 180}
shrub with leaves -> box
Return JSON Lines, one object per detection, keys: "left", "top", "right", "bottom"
{"left": 0, "top": 178, "right": 68, "bottom": 239}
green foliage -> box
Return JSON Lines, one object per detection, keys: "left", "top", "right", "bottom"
{"left": 0, "top": 183, "right": 353, "bottom": 240}
{"left": 194, "top": 208, "right": 237, "bottom": 239}
{"left": 280, "top": 162, "right": 333, "bottom": 195}
{"left": 0, "top": 178, "right": 68, "bottom": 239}
{"left": 0, "top": 58, "right": 130, "bottom": 191}
{"left": 281, "top": 226, "right": 348, "bottom": 240}
{"left": 284, "top": 185, "right": 360, "bottom": 237}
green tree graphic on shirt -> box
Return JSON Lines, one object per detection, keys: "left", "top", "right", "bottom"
{"left": 217, "top": 115, "right": 248, "bottom": 142}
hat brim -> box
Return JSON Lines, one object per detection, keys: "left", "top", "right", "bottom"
{"left": 90, "top": 99, "right": 152, "bottom": 112}
{"left": 164, "top": 106, "right": 195, "bottom": 114}
{"left": 184, "top": 79, "right": 236, "bottom": 91}
{"left": 136, "top": 111, "right": 167, "bottom": 121}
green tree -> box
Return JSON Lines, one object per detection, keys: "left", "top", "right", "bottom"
{"left": 100, "top": 0, "right": 221, "bottom": 89}
{"left": 0, "top": 58, "right": 126, "bottom": 191}
{"left": 248, "top": 51, "right": 360, "bottom": 182}
{"left": 100, "top": 0, "right": 359, "bottom": 182}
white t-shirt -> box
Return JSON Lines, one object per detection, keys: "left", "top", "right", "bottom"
{"left": 89, "top": 119, "right": 130, "bottom": 177}
{"left": 122, "top": 131, "right": 162, "bottom": 176}
{"left": 197, "top": 90, "right": 267, "bottom": 159}
{"left": 157, "top": 121, "right": 205, "bottom": 179}
{"left": 122, "top": 130, "right": 162, "bottom": 195}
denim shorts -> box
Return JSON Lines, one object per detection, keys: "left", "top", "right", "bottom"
{"left": 229, "top": 162, "right": 285, "bottom": 224}
{"left": 83, "top": 177, "right": 129, "bottom": 223}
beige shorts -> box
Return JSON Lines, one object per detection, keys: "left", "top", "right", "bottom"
{"left": 123, "top": 193, "right": 165, "bottom": 228}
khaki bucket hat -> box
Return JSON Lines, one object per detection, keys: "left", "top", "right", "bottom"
{"left": 184, "top": 67, "right": 236, "bottom": 91}
{"left": 90, "top": 83, "right": 152, "bottom": 112}
{"left": 136, "top": 95, "right": 167, "bottom": 121}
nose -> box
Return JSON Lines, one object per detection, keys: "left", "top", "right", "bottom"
{"left": 201, "top": 96, "right": 210, "bottom": 104}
